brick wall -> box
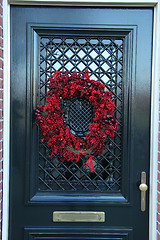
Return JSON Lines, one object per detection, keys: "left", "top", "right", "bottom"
{"left": 158, "top": 125, "right": 160, "bottom": 238}
{"left": 157, "top": 74, "right": 160, "bottom": 239}
{"left": 0, "top": 0, "right": 3, "bottom": 238}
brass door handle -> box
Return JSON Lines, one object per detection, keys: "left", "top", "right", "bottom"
{"left": 139, "top": 172, "right": 148, "bottom": 212}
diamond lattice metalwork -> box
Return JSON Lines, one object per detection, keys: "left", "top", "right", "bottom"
{"left": 69, "top": 98, "right": 93, "bottom": 132}
{"left": 61, "top": 97, "right": 94, "bottom": 138}
{"left": 38, "top": 35, "right": 123, "bottom": 192}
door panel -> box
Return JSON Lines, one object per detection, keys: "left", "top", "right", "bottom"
{"left": 10, "top": 6, "right": 153, "bottom": 240}
{"left": 24, "top": 227, "right": 133, "bottom": 240}
{"left": 28, "top": 25, "right": 131, "bottom": 204}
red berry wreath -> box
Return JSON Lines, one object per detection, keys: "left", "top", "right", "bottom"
{"left": 35, "top": 70, "right": 118, "bottom": 172}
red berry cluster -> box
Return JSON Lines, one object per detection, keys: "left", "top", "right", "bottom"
{"left": 35, "top": 70, "right": 118, "bottom": 172}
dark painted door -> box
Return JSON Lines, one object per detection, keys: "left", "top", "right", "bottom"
{"left": 10, "top": 6, "right": 153, "bottom": 240}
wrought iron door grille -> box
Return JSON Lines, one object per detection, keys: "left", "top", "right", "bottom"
{"left": 61, "top": 97, "right": 94, "bottom": 137}
{"left": 38, "top": 34, "right": 123, "bottom": 192}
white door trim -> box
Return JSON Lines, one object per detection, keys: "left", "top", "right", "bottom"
{"left": 3, "top": 1, "right": 160, "bottom": 240}
{"left": 6, "top": 0, "right": 159, "bottom": 6}
{"left": 2, "top": 1, "right": 10, "bottom": 240}
{"left": 149, "top": 2, "right": 160, "bottom": 240}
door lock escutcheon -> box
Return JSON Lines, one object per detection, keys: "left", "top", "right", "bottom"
{"left": 139, "top": 172, "right": 148, "bottom": 212}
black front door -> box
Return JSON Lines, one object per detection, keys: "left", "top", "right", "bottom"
{"left": 10, "top": 6, "right": 153, "bottom": 240}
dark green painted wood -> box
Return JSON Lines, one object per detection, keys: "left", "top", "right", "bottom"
{"left": 10, "top": 6, "right": 153, "bottom": 240}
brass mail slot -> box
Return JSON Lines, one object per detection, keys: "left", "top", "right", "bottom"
{"left": 53, "top": 211, "right": 105, "bottom": 222}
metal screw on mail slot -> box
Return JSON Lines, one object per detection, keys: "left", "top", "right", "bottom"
{"left": 53, "top": 211, "right": 105, "bottom": 222}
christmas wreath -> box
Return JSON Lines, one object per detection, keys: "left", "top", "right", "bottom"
{"left": 35, "top": 70, "right": 118, "bottom": 172}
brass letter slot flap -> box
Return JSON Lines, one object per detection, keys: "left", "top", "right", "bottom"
{"left": 53, "top": 211, "right": 105, "bottom": 222}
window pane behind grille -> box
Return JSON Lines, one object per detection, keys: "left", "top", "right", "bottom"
{"left": 38, "top": 35, "right": 123, "bottom": 192}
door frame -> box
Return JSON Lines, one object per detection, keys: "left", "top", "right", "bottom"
{"left": 3, "top": 1, "right": 160, "bottom": 240}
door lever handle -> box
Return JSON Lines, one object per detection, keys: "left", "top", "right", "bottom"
{"left": 139, "top": 172, "right": 148, "bottom": 212}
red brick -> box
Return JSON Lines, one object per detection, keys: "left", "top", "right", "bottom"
{"left": 0, "top": 142, "right": 2, "bottom": 151}
{"left": 158, "top": 212, "right": 160, "bottom": 222}
{"left": 159, "top": 132, "right": 160, "bottom": 142}
{"left": 158, "top": 163, "right": 160, "bottom": 171}
{"left": 0, "top": 38, "right": 3, "bottom": 48}
{"left": 0, "top": 121, "right": 3, "bottom": 130}
{"left": 158, "top": 203, "right": 160, "bottom": 213}
{"left": 0, "top": 100, "right": 2, "bottom": 110}
{"left": 158, "top": 142, "right": 160, "bottom": 151}
{"left": 0, "top": 102, "right": 3, "bottom": 111}
{"left": 0, "top": 60, "right": 3, "bottom": 69}
{"left": 0, "top": 150, "right": 2, "bottom": 160}
{"left": 0, "top": 90, "right": 3, "bottom": 100}
{"left": 0, "top": 121, "right": 3, "bottom": 129}
{"left": 157, "top": 232, "right": 160, "bottom": 240}
{"left": 158, "top": 192, "right": 160, "bottom": 202}
{"left": 0, "top": 111, "right": 2, "bottom": 120}
{"left": 0, "top": 80, "right": 3, "bottom": 89}
{"left": 0, "top": 17, "right": 2, "bottom": 28}
{"left": 0, "top": 28, "right": 3, "bottom": 39}
{"left": 0, "top": 161, "right": 2, "bottom": 171}
{"left": 0, "top": 6, "right": 3, "bottom": 16}
{"left": 0, "top": 142, "right": 3, "bottom": 150}
{"left": 0, "top": 132, "right": 2, "bottom": 141}
{"left": 0, "top": 152, "right": 2, "bottom": 162}
{"left": 0, "top": 49, "right": 2, "bottom": 59}
{"left": 0, "top": 110, "right": 3, "bottom": 119}
{"left": 0, "top": 131, "right": 3, "bottom": 142}
{"left": 0, "top": 172, "right": 2, "bottom": 181}
{"left": 0, "top": 70, "right": 3, "bottom": 79}
{"left": 158, "top": 192, "right": 160, "bottom": 203}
